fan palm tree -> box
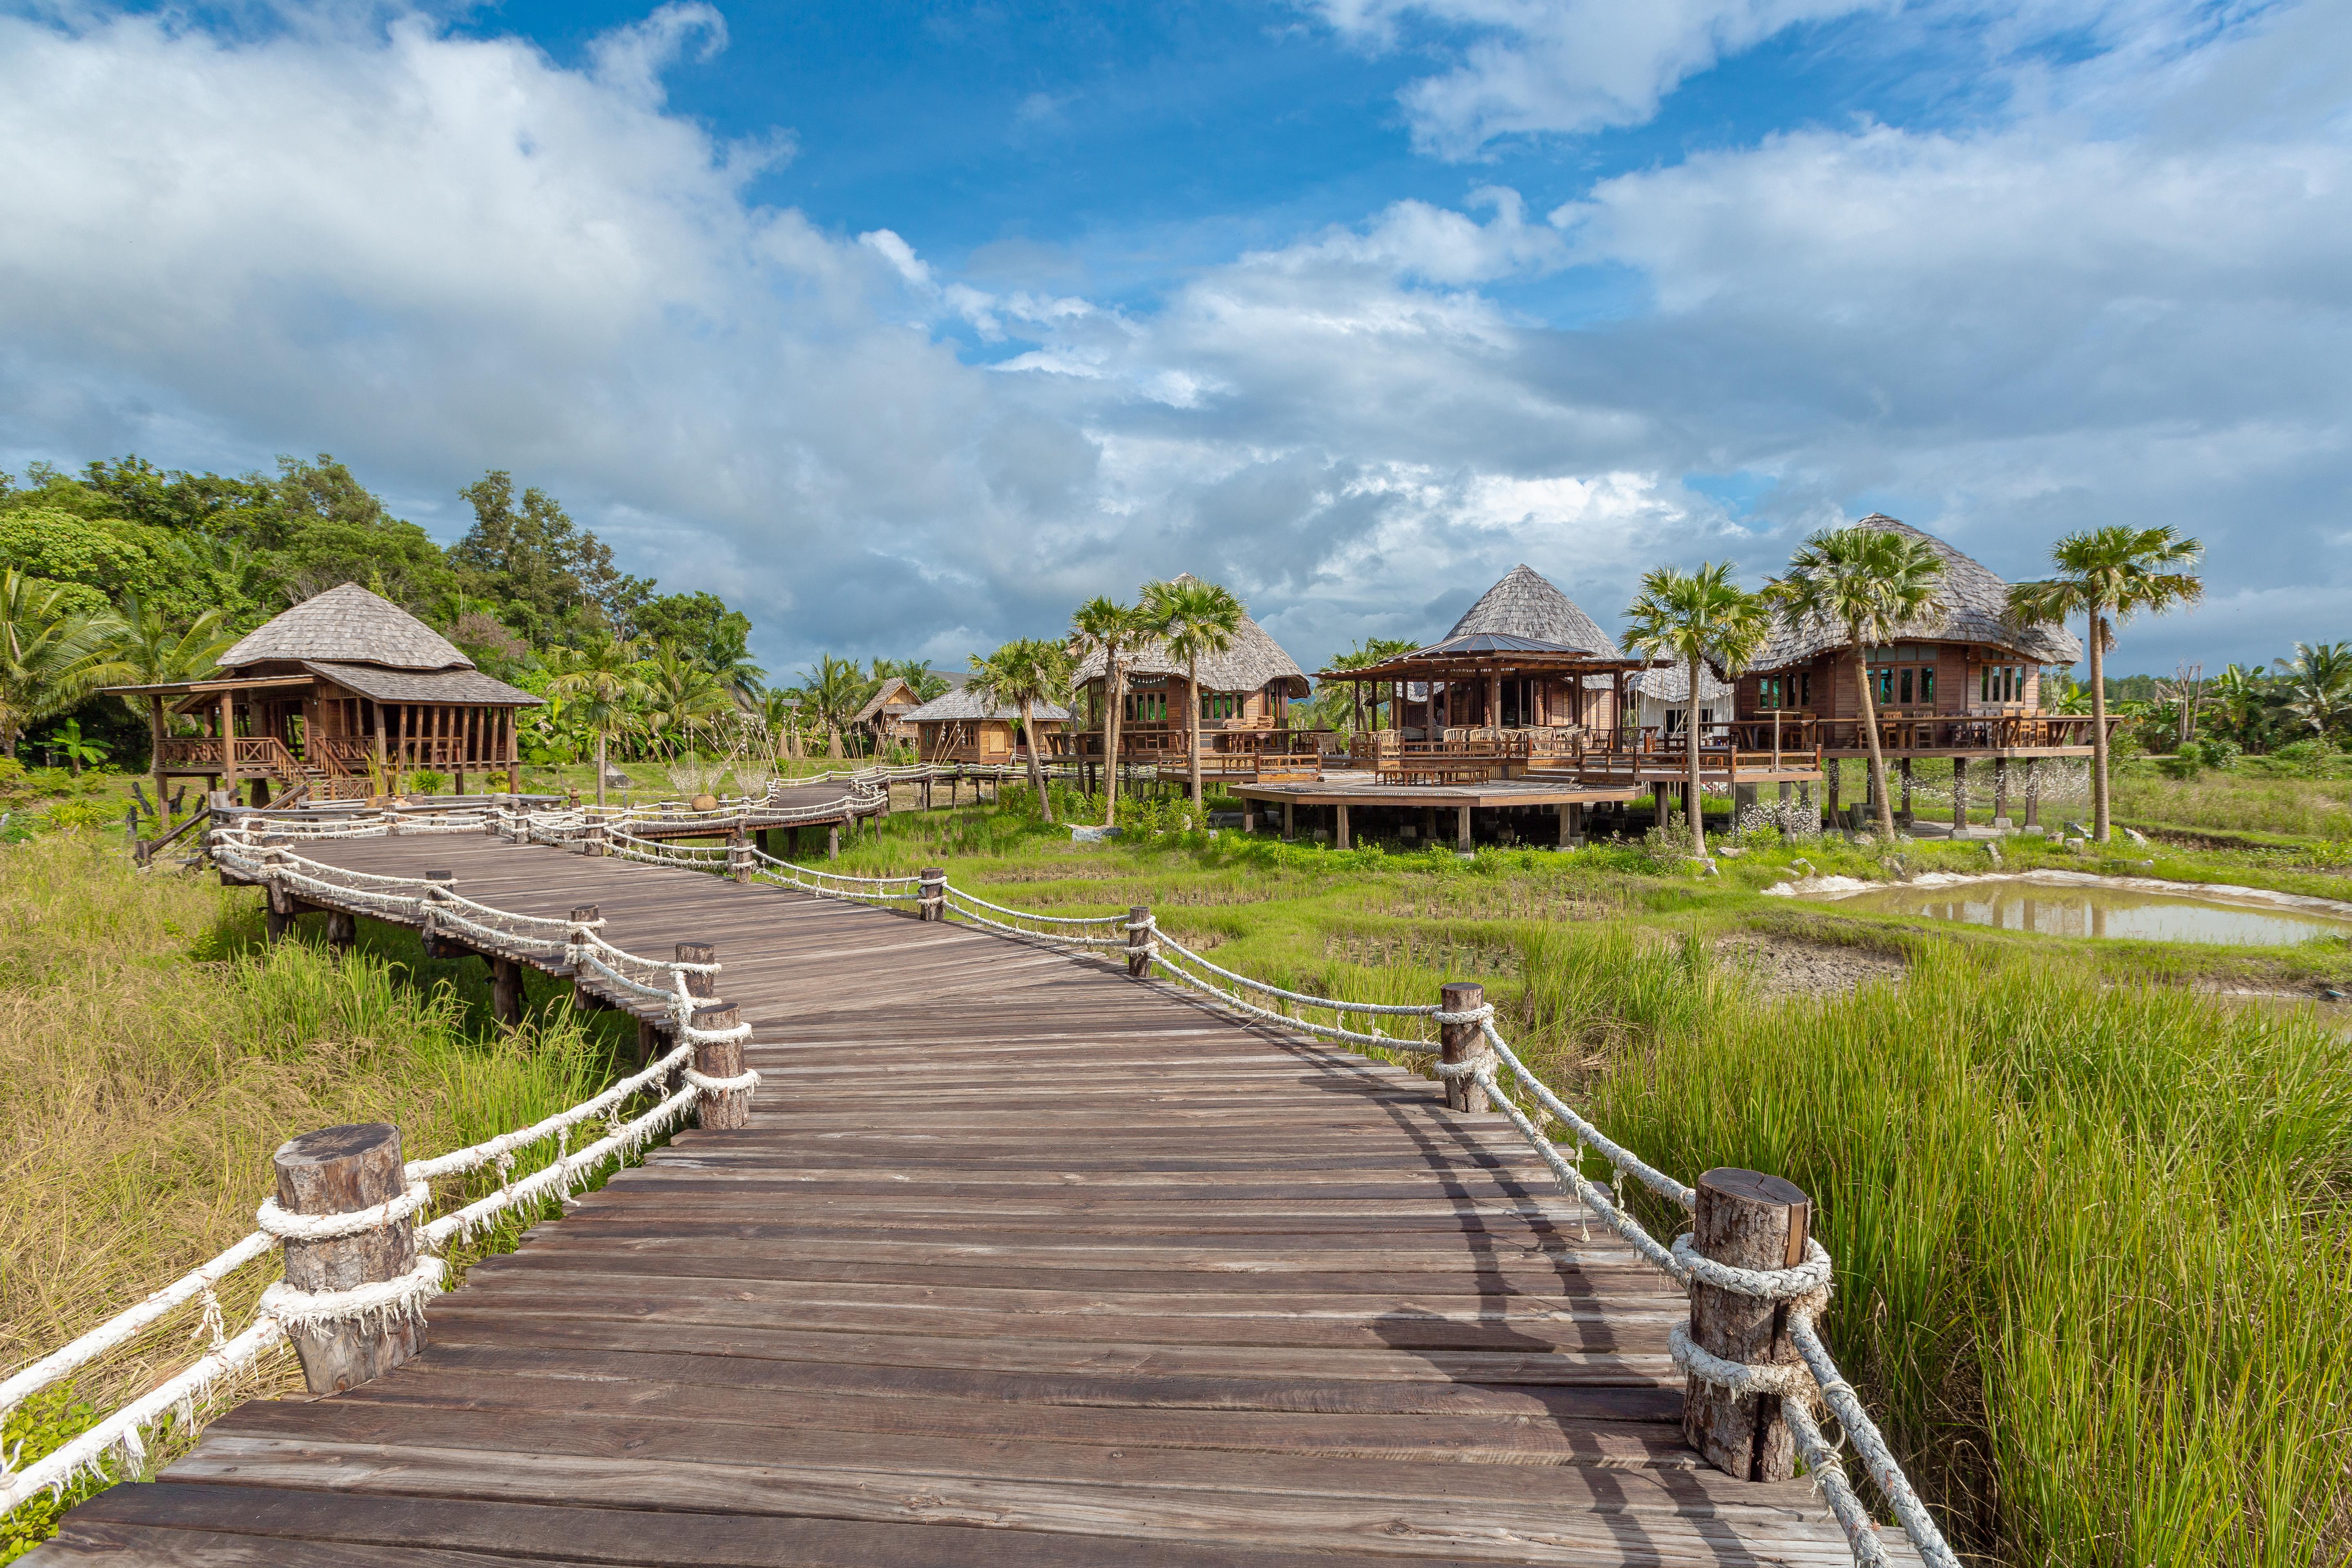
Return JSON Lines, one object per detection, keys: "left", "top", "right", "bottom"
{"left": 548, "top": 634, "right": 646, "bottom": 806}
{"left": 1768, "top": 528, "right": 1947, "bottom": 841}
{"left": 111, "top": 595, "right": 235, "bottom": 829}
{"left": 2273, "top": 642, "right": 2352, "bottom": 744}
{"left": 1069, "top": 596, "right": 1153, "bottom": 827}
{"left": 795, "top": 655, "right": 875, "bottom": 760}
{"left": 1622, "top": 564, "right": 1775, "bottom": 859}
{"left": 1144, "top": 577, "right": 1245, "bottom": 810}
{"left": 0, "top": 570, "right": 129, "bottom": 763}
{"left": 969, "top": 638, "right": 1074, "bottom": 822}
{"left": 2006, "top": 525, "right": 2203, "bottom": 841}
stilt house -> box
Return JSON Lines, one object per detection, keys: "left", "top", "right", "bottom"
{"left": 1069, "top": 576, "right": 1311, "bottom": 761}
{"left": 902, "top": 688, "right": 1071, "bottom": 764}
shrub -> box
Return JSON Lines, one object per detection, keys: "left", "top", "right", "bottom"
{"left": 408, "top": 769, "right": 448, "bottom": 795}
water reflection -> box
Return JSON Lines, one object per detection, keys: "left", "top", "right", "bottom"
{"left": 1833, "top": 880, "right": 2352, "bottom": 946}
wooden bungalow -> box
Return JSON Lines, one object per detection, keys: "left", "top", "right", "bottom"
{"left": 1730, "top": 513, "right": 2108, "bottom": 826}
{"left": 902, "top": 687, "right": 1070, "bottom": 765}
{"left": 108, "top": 583, "right": 542, "bottom": 804}
{"left": 1628, "top": 663, "right": 1733, "bottom": 735}
{"left": 1069, "top": 576, "right": 1312, "bottom": 763}
{"left": 853, "top": 676, "right": 933, "bottom": 751}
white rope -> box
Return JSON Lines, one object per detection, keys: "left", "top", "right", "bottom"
{"left": 255, "top": 1180, "right": 430, "bottom": 1241}
{"left": 1668, "top": 1322, "right": 1816, "bottom": 1399}
{"left": 680, "top": 1065, "right": 760, "bottom": 1094}
{"left": 258, "top": 1255, "right": 445, "bottom": 1332}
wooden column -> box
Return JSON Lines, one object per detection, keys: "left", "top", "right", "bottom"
{"left": 678, "top": 942, "right": 717, "bottom": 1007}
{"left": 1281, "top": 800, "right": 1294, "bottom": 840}
{"left": 1126, "top": 906, "right": 1152, "bottom": 978}
{"left": 2022, "top": 765, "right": 2040, "bottom": 828}
{"left": 1897, "top": 757, "right": 1914, "bottom": 828}
{"left": 1438, "top": 981, "right": 1488, "bottom": 1114}
{"left": 1952, "top": 756, "right": 1970, "bottom": 830}
{"left": 1559, "top": 801, "right": 1579, "bottom": 847}
{"left": 373, "top": 702, "right": 390, "bottom": 795}
{"left": 1652, "top": 782, "right": 1670, "bottom": 829}
{"left": 325, "top": 909, "right": 357, "bottom": 952}
{"left": 220, "top": 693, "right": 238, "bottom": 791}
{"left": 272, "top": 1123, "right": 424, "bottom": 1393}
{"left": 1684, "top": 1168, "right": 1811, "bottom": 1483}
{"left": 919, "top": 867, "right": 947, "bottom": 921}
{"left": 1334, "top": 802, "right": 1350, "bottom": 850}
{"left": 690, "top": 1003, "right": 750, "bottom": 1129}
{"left": 827, "top": 824, "right": 840, "bottom": 860}
{"left": 1993, "top": 757, "right": 2011, "bottom": 826}
{"left": 1456, "top": 803, "right": 1472, "bottom": 853}
{"left": 1825, "top": 760, "right": 1841, "bottom": 822}
{"left": 489, "top": 957, "right": 524, "bottom": 1027}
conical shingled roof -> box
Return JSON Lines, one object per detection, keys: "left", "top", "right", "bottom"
{"left": 1070, "top": 575, "right": 1310, "bottom": 696}
{"left": 1750, "top": 515, "right": 2082, "bottom": 671}
{"left": 218, "top": 583, "right": 473, "bottom": 672}
{"left": 1446, "top": 565, "right": 1622, "bottom": 659}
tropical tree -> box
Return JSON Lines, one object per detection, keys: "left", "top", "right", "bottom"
{"left": 0, "top": 570, "right": 129, "bottom": 762}
{"left": 2273, "top": 641, "right": 2352, "bottom": 744}
{"left": 876, "top": 659, "right": 951, "bottom": 704}
{"left": 1622, "top": 564, "right": 1775, "bottom": 859}
{"left": 1069, "top": 596, "right": 1153, "bottom": 827}
{"left": 795, "top": 655, "right": 875, "bottom": 760}
{"left": 1143, "top": 577, "right": 1245, "bottom": 810}
{"left": 547, "top": 633, "right": 646, "bottom": 806}
{"left": 2006, "top": 525, "right": 2203, "bottom": 841}
{"left": 2208, "top": 663, "right": 2272, "bottom": 749}
{"left": 1768, "top": 527, "right": 1947, "bottom": 841}
{"left": 1314, "top": 637, "right": 1417, "bottom": 733}
{"left": 969, "top": 638, "right": 1074, "bottom": 822}
{"left": 640, "top": 640, "right": 731, "bottom": 755}
{"left": 753, "top": 688, "right": 804, "bottom": 761}
{"left": 110, "top": 594, "right": 235, "bottom": 826}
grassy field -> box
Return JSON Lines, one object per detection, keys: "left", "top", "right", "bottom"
{"left": 0, "top": 840, "right": 651, "bottom": 1562}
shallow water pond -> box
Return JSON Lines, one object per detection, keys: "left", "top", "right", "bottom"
{"left": 1830, "top": 879, "right": 2352, "bottom": 946}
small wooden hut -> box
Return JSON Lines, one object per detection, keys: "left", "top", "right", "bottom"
{"left": 109, "top": 583, "right": 543, "bottom": 804}
{"left": 902, "top": 688, "right": 1071, "bottom": 764}
{"left": 853, "top": 676, "right": 932, "bottom": 752}
{"left": 1069, "top": 576, "right": 1311, "bottom": 762}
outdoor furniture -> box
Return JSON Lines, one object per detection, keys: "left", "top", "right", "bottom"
{"left": 1377, "top": 760, "right": 1495, "bottom": 786}
{"left": 1251, "top": 753, "right": 1323, "bottom": 784}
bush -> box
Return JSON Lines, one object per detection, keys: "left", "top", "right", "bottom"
{"left": 408, "top": 769, "right": 448, "bottom": 795}
{"left": 2192, "top": 736, "right": 2241, "bottom": 770}
{"left": 39, "top": 800, "right": 115, "bottom": 835}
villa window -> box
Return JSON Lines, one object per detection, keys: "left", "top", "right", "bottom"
{"left": 1124, "top": 691, "right": 1167, "bottom": 722}
{"left": 1756, "top": 673, "right": 1812, "bottom": 710}
{"left": 1200, "top": 693, "right": 1241, "bottom": 722}
{"left": 1869, "top": 654, "right": 1935, "bottom": 710}
{"left": 1980, "top": 664, "right": 2024, "bottom": 703}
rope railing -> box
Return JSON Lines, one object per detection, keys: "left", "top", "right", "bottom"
{"left": 1, "top": 853, "right": 760, "bottom": 1519}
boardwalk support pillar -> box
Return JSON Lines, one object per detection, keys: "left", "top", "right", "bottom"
{"left": 1684, "top": 1167, "right": 1810, "bottom": 1483}
{"left": 678, "top": 942, "right": 717, "bottom": 1006}
{"left": 1456, "top": 804, "right": 1472, "bottom": 854}
{"left": 325, "top": 909, "right": 357, "bottom": 953}
{"left": 827, "top": 825, "right": 840, "bottom": 860}
{"left": 1126, "top": 906, "right": 1153, "bottom": 979}
{"left": 690, "top": 1003, "right": 751, "bottom": 1129}
{"left": 419, "top": 872, "right": 457, "bottom": 959}
{"left": 489, "top": 957, "right": 524, "bottom": 1028}
{"left": 262, "top": 844, "right": 305, "bottom": 941}
{"left": 919, "top": 867, "right": 947, "bottom": 922}
{"left": 1439, "top": 981, "right": 1489, "bottom": 1115}
{"left": 272, "top": 1122, "right": 424, "bottom": 1393}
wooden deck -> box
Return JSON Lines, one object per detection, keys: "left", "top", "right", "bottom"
{"left": 34, "top": 836, "right": 1907, "bottom": 1566}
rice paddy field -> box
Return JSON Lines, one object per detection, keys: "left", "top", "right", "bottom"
{"left": 5, "top": 765, "right": 2351, "bottom": 1565}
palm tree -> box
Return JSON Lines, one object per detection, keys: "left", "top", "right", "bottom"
{"left": 878, "top": 659, "right": 951, "bottom": 704}
{"left": 969, "top": 638, "right": 1074, "bottom": 822}
{"left": 548, "top": 634, "right": 646, "bottom": 806}
{"left": 0, "top": 571, "right": 128, "bottom": 763}
{"left": 1622, "top": 564, "right": 1775, "bottom": 859}
{"left": 1768, "top": 528, "right": 1947, "bottom": 841}
{"left": 641, "top": 640, "right": 731, "bottom": 755}
{"left": 1315, "top": 638, "right": 1417, "bottom": 733}
{"left": 2209, "top": 662, "right": 2271, "bottom": 749}
{"left": 2273, "top": 642, "right": 2352, "bottom": 744}
{"left": 1069, "top": 596, "right": 1152, "bottom": 827}
{"left": 1143, "top": 577, "right": 1245, "bottom": 810}
{"left": 2006, "top": 525, "right": 2203, "bottom": 841}
{"left": 111, "top": 595, "right": 235, "bottom": 828}
{"left": 795, "top": 655, "right": 875, "bottom": 760}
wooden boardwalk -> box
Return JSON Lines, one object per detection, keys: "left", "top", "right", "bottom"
{"left": 35, "top": 836, "right": 1900, "bottom": 1566}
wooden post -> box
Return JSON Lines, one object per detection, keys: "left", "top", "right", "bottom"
{"left": 272, "top": 1123, "right": 424, "bottom": 1393}
{"left": 262, "top": 843, "right": 301, "bottom": 941}
{"left": 325, "top": 909, "right": 357, "bottom": 953}
{"left": 1126, "top": 906, "right": 1152, "bottom": 979}
{"left": 1993, "top": 757, "right": 2011, "bottom": 826}
{"left": 1825, "top": 760, "right": 1841, "bottom": 822}
{"left": 677, "top": 942, "right": 717, "bottom": 1006}
{"left": 919, "top": 867, "right": 947, "bottom": 922}
{"left": 1456, "top": 803, "right": 1472, "bottom": 853}
{"left": 1952, "top": 756, "right": 1970, "bottom": 831}
{"left": 1684, "top": 1168, "right": 1811, "bottom": 1483}
{"left": 726, "top": 831, "right": 752, "bottom": 883}
{"left": 1897, "top": 757, "right": 1914, "bottom": 828}
{"left": 2022, "top": 764, "right": 2040, "bottom": 828}
{"left": 689, "top": 1003, "right": 751, "bottom": 1129}
{"left": 635, "top": 1018, "right": 663, "bottom": 1069}
{"left": 489, "top": 956, "right": 524, "bottom": 1027}
{"left": 827, "top": 824, "right": 840, "bottom": 860}
{"left": 1559, "top": 801, "right": 1579, "bottom": 847}
{"left": 1334, "top": 802, "right": 1350, "bottom": 850}
{"left": 1438, "top": 981, "right": 1488, "bottom": 1114}
{"left": 1281, "top": 800, "right": 1294, "bottom": 840}
{"left": 419, "top": 871, "right": 456, "bottom": 960}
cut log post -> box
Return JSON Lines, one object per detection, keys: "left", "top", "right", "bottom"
{"left": 919, "top": 867, "right": 947, "bottom": 922}
{"left": 1456, "top": 804, "right": 1472, "bottom": 853}
{"left": 1334, "top": 803, "right": 1350, "bottom": 850}
{"left": 1126, "top": 906, "right": 1153, "bottom": 979}
{"left": 420, "top": 871, "right": 456, "bottom": 960}
{"left": 272, "top": 1123, "right": 424, "bottom": 1393}
{"left": 262, "top": 844, "right": 301, "bottom": 941}
{"left": 1684, "top": 1167, "right": 1811, "bottom": 1482}
{"left": 726, "top": 831, "right": 752, "bottom": 883}
{"left": 325, "top": 909, "right": 358, "bottom": 953}
{"left": 1992, "top": 757, "right": 2011, "bottom": 827}
{"left": 1952, "top": 756, "right": 1970, "bottom": 831}
{"left": 827, "top": 824, "right": 840, "bottom": 860}
{"left": 1281, "top": 800, "right": 1294, "bottom": 840}
{"left": 636, "top": 1018, "right": 663, "bottom": 1069}
{"left": 677, "top": 941, "right": 718, "bottom": 1006}
{"left": 1898, "top": 757, "right": 1914, "bottom": 828}
{"left": 1438, "top": 980, "right": 1489, "bottom": 1114}
{"left": 689, "top": 1002, "right": 751, "bottom": 1128}
{"left": 489, "top": 956, "right": 524, "bottom": 1028}
{"left": 581, "top": 822, "right": 606, "bottom": 858}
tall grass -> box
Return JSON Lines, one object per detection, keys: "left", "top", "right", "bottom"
{"left": 0, "top": 838, "right": 632, "bottom": 1559}
{"left": 2111, "top": 768, "right": 2352, "bottom": 842}
{"left": 1568, "top": 931, "right": 2352, "bottom": 1566}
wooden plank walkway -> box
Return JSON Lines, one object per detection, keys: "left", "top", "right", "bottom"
{"left": 34, "top": 837, "right": 1908, "bottom": 1566}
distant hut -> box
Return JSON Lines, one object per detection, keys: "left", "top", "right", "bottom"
{"left": 1627, "top": 664, "right": 1733, "bottom": 735}
{"left": 902, "top": 687, "right": 1071, "bottom": 764}
{"left": 1069, "top": 575, "right": 1311, "bottom": 761}
{"left": 109, "top": 582, "right": 543, "bottom": 804}
{"left": 853, "top": 676, "right": 929, "bottom": 752}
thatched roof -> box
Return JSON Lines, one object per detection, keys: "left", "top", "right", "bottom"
{"left": 1629, "top": 664, "right": 1732, "bottom": 704}
{"left": 220, "top": 583, "right": 472, "bottom": 672}
{"left": 305, "top": 662, "right": 542, "bottom": 707}
{"left": 902, "top": 688, "right": 1071, "bottom": 724}
{"left": 853, "top": 676, "right": 926, "bottom": 725}
{"left": 1749, "top": 515, "right": 2082, "bottom": 671}
{"left": 1070, "top": 576, "right": 1310, "bottom": 697}
{"left": 1447, "top": 565, "right": 1621, "bottom": 658}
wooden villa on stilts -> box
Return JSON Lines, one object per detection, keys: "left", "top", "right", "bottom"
{"left": 1069, "top": 575, "right": 1312, "bottom": 769}
{"left": 108, "top": 583, "right": 543, "bottom": 806}
{"left": 902, "top": 688, "right": 1071, "bottom": 765}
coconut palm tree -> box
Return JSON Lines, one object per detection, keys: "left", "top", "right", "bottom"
{"left": 2005, "top": 525, "right": 2202, "bottom": 842}
{"left": 1143, "top": 577, "right": 1245, "bottom": 810}
{"left": 641, "top": 640, "right": 731, "bottom": 755}
{"left": 795, "top": 655, "right": 875, "bottom": 760}
{"left": 1622, "top": 564, "right": 1775, "bottom": 860}
{"left": 548, "top": 633, "right": 646, "bottom": 806}
{"left": 1768, "top": 528, "right": 1947, "bottom": 841}
{"left": 969, "top": 638, "right": 1074, "bottom": 822}
{"left": 111, "top": 595, "right": 235, "bottom": 829}
{"left": 2209, "top": 662, "right": 2271, "bottom": 749}
{"left": 877, "top": 659, "right": 951, "bottom": 704}
{"left": 1069, "top": 595, "right": 1152, "bottom": 827}
{"left": 2273, "top": 641, "right": 2352, "bottom": 744}
{"left": 0, "top": 570, "right": 128, "bottom": 763}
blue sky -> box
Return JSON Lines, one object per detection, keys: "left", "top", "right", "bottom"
{"left": 2, "top": 0, "right": 2347, "bottom": 676}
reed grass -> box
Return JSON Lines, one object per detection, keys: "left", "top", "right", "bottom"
{"left": 2111, "top": 768, "right": 2352, "bottom": 843}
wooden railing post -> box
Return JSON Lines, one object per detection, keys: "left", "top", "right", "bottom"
{"left": 261, "top": 840, "right": 300, "bottom": 942}
{"left": 1126, "top": 906, "right": 1152, "bottom": 978}
{"left": 678, "top": 943, "right": 717, "bottom": 1006}
{"left": 919, "top": 868, "right": 947, "bottom": 922}
{"left": 690, "top": 1003, "right": 751, "bottom": 1129}
{"left": 726, "top": 831, "right": 752, "bottom": 882}
{"left": 1439, "top": 981, "right": 1488, "bottom": 1114}
{"left": 1684, "top": 1168, "right": 1810, "bottom": 1482}
{"left": 420, "top": 871, "right": 454, "bottom": 959}
{"left": 272, "top": 1123, "right": 423, "bottom": 1392}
